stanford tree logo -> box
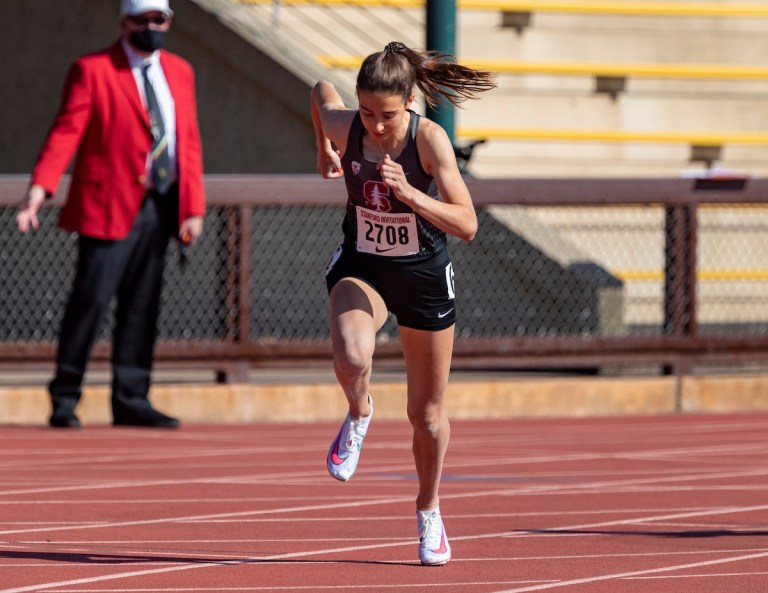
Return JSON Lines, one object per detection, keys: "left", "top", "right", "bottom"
{"left": 362, "top": 181, "right": 392, "bottom": 212}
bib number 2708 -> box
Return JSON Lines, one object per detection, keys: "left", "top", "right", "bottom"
{"left": 356, "top": 206, "right": 419, "bottom": 256}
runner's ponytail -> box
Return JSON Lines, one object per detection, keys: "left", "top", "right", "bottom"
{"left": 357, "top": 41, "right": 496, "bottom": 108}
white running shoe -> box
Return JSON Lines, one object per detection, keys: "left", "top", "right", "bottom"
{"left": 327, "top": 396, "right": 373, "bottom": 481}
{"left": 417, "top": 508, "right": 451, "bottom": 566}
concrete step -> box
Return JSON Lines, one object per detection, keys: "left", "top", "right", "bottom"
{"left": 470, "top": 13, "right": 768, "bottom": 63}
{"left": 457, "top": 91, "right": 768, "bottom": 130}
{"left": 459, "top": 142, "right": 766, "bottom": 178}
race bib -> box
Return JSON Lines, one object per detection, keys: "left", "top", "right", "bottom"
{"left": 356, "top": 206, "right": 419, "bottom": 256}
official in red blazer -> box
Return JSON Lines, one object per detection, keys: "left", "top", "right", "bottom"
{"left": 17, "top": 0, "right": 205, "bottom": 428}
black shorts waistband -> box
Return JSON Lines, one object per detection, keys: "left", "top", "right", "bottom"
{"left": 341, "top": 239, "right": 450, "bottom": 271}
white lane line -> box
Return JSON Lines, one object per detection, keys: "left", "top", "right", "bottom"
{"left": 490, "top": 550, "right": 768, "bottom": 593}
{"left": 456, "top": 549, "right": 768, "bottom": 562}
{"left": 0, "top": 495, "right": 417, "bottom": 536}
{"left": 0, "top": 505, "right": 742, "bottom": 529}
{"left": 10, "top": 534, "right": 761, "bottom": 593}
{"left": 3, "top": 441, "right": 766, "bottom": 500}
{"left": 0, "top": 562, "right": 235, "bottom": 593}
{"left": 487, "top": 466, "right": 768, "bottom": 499}
{"left": 471, "top": 504, "right": 768, "bottom": 542}
{"left": 0, "top": 532, "right": 544, "bottom": 593}
{"left": 44, "top": 583, "right": 558, "bottom": 592}
{"left": 626, "top": 571, "right": 768, "bottom": 580}
{"left": 0, "top": 446, "right": 291, "bottom": 470}
{"left": 6, "top": 547, "right": 767, "bottom": 565}
{"left": 633, "top": 521, "right": 757, "bottom": 530}
{"left": 3, "top": 463, "right": 768, "bottom": 537}
{"left": 0, "top": 444, "right": 763, "bottom": 504}
{"left": 1, "top": 439, "right": 764, "bottom": 497}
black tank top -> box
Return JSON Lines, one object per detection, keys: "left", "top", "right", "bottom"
{"left": 340, "top": 110, "right": 448, "bottom": 263}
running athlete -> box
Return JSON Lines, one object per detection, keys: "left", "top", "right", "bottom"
{"left": 310, "top": 41, "right": 495, "bottom": 565}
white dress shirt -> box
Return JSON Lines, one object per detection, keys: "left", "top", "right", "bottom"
{"left": 121, "top": 38, "right": 178, "bottom": 190}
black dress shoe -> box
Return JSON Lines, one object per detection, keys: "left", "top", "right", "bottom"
{"left": 113, "top": 406, "right": 180, "bottom": 428}
{"left": 49, "top": 412, "right": 82, "bottom": 428}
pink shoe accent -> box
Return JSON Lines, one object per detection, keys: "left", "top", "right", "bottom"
{"left": 432, "top": 529, "right": 448, "bottom": 554}
{"left": 330, "top": 434, "right": 345, "bottom": 465}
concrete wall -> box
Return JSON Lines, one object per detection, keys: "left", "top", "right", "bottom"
{"left": 2, "top": 0, "right": 335, "bottom": 175}
{"left": 5, "top": 372, "right": 768, "bottom": 425}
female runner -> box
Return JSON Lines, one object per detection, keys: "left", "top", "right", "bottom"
{"left": 310, "top": 40, "right": 495, "bottom": 565}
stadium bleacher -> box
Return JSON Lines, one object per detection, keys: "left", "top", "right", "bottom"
{"left": 235, "top": 0, "right": 768, "bottom": 178}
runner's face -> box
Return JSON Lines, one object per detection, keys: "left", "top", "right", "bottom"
{"left": 357, "top": 90, "right": 412, "bottom": 141}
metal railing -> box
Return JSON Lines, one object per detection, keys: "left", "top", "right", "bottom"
{"left": 3, "top": 174, "right": 768, "bottom": 381}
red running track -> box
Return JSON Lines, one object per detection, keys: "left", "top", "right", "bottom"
{"left": 1, "top": 412, "right": 768, "bottom": 592}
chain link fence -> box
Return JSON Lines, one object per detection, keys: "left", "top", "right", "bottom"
{"left": 0, "top": 204, "right": 625, "bottom": 342}
{"left": 2, "top": 176, "right": 768, "bottom": 375}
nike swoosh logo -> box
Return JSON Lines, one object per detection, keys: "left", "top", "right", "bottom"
{"left": 437, "top": 309, "right": 454, "bottom": 318}
{"left": 375, "top": 246, "right": 396, "bottom": 253}
{"left": 330, "top": 434, "right": 345, "bottom": 465}
{"left": 432, "top": 529, "right": 448, "bottom": 554}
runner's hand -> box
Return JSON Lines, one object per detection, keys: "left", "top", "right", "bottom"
{"left": 378, "top": 154, "right": 413, "bottom": 203}
{"left": 317, "top": 145, "right": 343, "bottom": 179}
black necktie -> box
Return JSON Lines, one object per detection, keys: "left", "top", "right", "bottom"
{"left": 142, "top": 64, "right": 172, "bottom": 194}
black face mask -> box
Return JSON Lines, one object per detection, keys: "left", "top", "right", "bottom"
{"left": 129, "top": 29, "right": 167, "bottom": 53}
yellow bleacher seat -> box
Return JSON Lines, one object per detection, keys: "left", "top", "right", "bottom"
{"left": 455, "top": 128, "right": 768, "bottom": 146}
{"left": 317, "top": 56, "right": 768, "bottom": 81}
{"left": 236, "top": 0, "right": 768, "bottom": 18}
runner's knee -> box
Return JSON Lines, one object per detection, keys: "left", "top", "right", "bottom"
{"left": 334, "top": 339, "right": 374, "bottom": 379}
{"left": 407, "top": 402, "right": 445, "bottom": 439}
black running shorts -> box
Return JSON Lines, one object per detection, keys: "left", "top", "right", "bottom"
{"left": 325, "top": 243, "right": 457, "bottom": 331}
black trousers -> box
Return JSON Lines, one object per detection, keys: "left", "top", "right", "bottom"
{"left": 49, "top": 189, "right": 178, "bottom": 418}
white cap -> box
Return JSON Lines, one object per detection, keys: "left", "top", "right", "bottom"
{"left": 121, "top": 0, "right": 174, "bottom": 17}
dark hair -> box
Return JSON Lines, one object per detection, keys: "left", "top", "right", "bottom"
{"left": 356, "top": 41, "right": 497, "bottom": 108}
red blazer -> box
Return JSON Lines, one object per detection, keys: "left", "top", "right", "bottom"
{"left": 32, "top": 41, "right": 205, "bottom": 240}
